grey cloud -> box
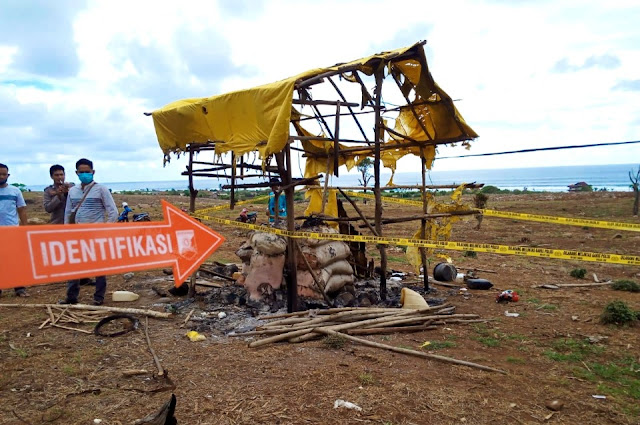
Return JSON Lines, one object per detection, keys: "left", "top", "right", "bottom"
{"left": 612, "top": 79, "right": 640, "bottom": 92}
{"left": 107, "top": 27, "right": 257, "bottom": 108}
{"left": 552, "top": 53, "right": 621, "bottom": 73}
{"left": 0, "top": 0, "right": 87, "bottom": 77}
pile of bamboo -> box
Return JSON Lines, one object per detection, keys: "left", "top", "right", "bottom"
{"left": 0, "top": 303, "right": 171, "bottom": 334}
{"left": 38, "top": 305, "right": 108, "bottom": 334}
{"left": 235, "top": 304, "right": 505, "bottom": 374}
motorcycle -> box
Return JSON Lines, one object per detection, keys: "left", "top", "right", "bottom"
{"left": 236, "top": 208, "right": 257, "bottom": 223}
{"left": 132, "top": 213, "right": 151, "bottom": 222}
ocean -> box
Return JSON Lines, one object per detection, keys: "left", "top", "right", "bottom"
{"left": 26, "top": 163, "right": 636, "bottom": 193}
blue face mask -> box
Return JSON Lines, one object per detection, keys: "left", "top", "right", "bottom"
{"left": 78, "top": 172, "right": 94, "bottom": 184}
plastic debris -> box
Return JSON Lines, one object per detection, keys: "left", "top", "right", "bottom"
{"left": 186, "top": 331, "right": 206, "bottom": 342}
{"left": 94, "top": 420, "right": 103, "bottom": 424}
{"left": 334, "top": 399, "right": 362, "bottom": 411}
{"left": 389, "top": 276, "right": 403, "bottom": 282}
{"left": 420, "top": 341, "right": 431, "bottom": 348}
{"left": 112, "top": 290, "right": 140, "bottom": 302}
{"left": 217, "top": 312, "right": 227, "bottom": 319}
{"left": 400, "top": 287, "right": 428, "bottom": 309}
{"left": 496, "top": 290, "right": 519, "bottom": 303}
{"left": 592, "top": 395, "right": 606, "bottom": 399}
{"left": 504, "top": 311, "right": 520, "bottom": 317}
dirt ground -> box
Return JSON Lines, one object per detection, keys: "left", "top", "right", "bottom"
{"left": 1, "top": 190, "right": 639, "bottom": 425}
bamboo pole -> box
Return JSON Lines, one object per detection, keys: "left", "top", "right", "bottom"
{"left": 373, "top": 66, "right": 387, "bottom": 301}
{"left": 0, "top": 304, "right": 171, "bottom": 318}
{"left": 145, "top": 317, "right": 165, "bottom": 377}
{"left": 248, "top": 328, "right": 314, "bottom": 348}
{"left": 420, "top": 147, "right": 429, "bottom": 290}
{"left": 347, "top": 324, "right": 437, "bottom": 335}
{"left": 51, "top": 324, "right": 93, "bottom": 334}
{"left": 230, "top": 152, "right": 236, "bottom": 210}
{"left": 326, "top": 76, "right": 370, "bottom": 144}
{"left": 337, "top": 188, "right": 378, "bottom": 236}
{"left": 318, "top": 329, "right": 507, "bottom": 374}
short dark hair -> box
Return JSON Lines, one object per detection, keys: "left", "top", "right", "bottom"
{"left": 76, "top": 158, "right": 93, "bottom": 169}
{"left": 50, "top": 164, "right": 65, "bottom": 176}
{"left": 0, "top": 163, "right": 7, "bottom": 171}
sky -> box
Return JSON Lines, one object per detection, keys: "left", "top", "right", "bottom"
{"left": 1, "top": 0, "right": 639, "bottom": 186}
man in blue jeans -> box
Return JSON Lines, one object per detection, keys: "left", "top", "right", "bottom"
{"left": 0, "top": 163, "right": 28, "bottom": 297}
{"left": 59, "top": 158, "right": 118, "bottom": 306}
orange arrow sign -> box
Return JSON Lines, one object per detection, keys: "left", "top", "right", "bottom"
{"left": 0, "top": 200, "right": 224, "bottom": 289}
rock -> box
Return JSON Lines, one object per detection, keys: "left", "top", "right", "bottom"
{"left": 27, "top": 217, "right": 47, "bottom": 225}
{"left": 356, "top": 293, "right": 372, "bottom": 307}
{"left": 587, "top": 335, "right": 607, "bottom": 344}
{"left": 162, "top": 268, "right": 173, "bottom": 275}
{"left": 334, "top": 292, "right": 355, "bottom": 307}
{"left": 123, "top": 272, "right": 135, "bottom": 281}
{"left": 571, "top": 315, "right": 579, "bottom": 321}
{"left": 545, "top": 400, "right": 564, "bottom": 411}
{"left": 612, "top": 233, "right": 623, "bottom": 239}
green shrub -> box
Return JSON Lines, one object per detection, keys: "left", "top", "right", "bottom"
{"left": 612, "top": 280, "right": 640, "bottom": 293}
{"left": 600, "top": 301, "right": 637, "bottom": 326}
{"left": 480, "top": 185, "right": 502, "bottom": 194}
{"left": 462, "top": 250, "right": 477, "bottom": 258}
{"left": 570, "top": 268, "right": 587, "bottom": 279}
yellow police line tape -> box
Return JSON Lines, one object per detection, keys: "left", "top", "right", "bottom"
{"left": 193, "top": 212, "right": 640, "bottom": 266}
{"left": 341, "top": 191, "right": 640, "bottom": 233}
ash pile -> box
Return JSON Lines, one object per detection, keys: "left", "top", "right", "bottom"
{"left": 180, "top": 223, "right": 446, "bottom": 335}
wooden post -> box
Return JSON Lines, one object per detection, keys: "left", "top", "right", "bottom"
{"left": 373, "top": 66, "right": 387, "bottom": 301}
{"left": 276, "top": 148, "right": 298, "bottom": 312}
{"left": 284, "top": 146, "right": 298, "bottom": 312}
{"left": 187, "top": 145, "right": 198, "bottom": 213}
{"left": 333, "top": 101, "right": 340, "bottom": 177}
{"left": 230, "top": 152, "right": 236, "bottom": 210}
{"left": 420, "top": 148, "right": 429, "bottom": 290}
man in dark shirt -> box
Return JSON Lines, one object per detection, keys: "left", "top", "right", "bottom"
{"left": 43, "top": 164, "right": 73, "bottom": 224}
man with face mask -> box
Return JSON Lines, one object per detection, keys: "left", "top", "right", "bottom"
{"left": 0, "top": 163, "right": 28, "bottom": 297}
{"left": 60, "top": 158, "right": 118, "bottom": 306}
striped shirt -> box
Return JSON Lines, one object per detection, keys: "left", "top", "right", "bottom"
{"left": 64, "top": 182, "right": 118, "bottom": 224}
{"left": 0, "top": 185, "right": 26, "bottom": 226}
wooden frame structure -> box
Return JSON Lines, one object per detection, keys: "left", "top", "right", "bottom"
{"left": 152, "top": 41, "right": 479, "bottom": 312}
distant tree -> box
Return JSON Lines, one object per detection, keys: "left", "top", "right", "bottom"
{"left": 630, "top": 165, "right": 640, "bottom": 216}
{"left": 357, "top": 158, "right": 374, "bottom": 204}
{"left": 10, "top": 182, "right": 27, "bottom": 192}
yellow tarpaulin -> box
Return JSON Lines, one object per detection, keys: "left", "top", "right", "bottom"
{"left": 151, "top": 42, "right": 477, "bottom": 161}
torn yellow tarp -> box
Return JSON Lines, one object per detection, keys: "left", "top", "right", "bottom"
{"left": 304, "top": 188, "right": 339, "bottom": 229}
{"left": 406, "top": 183, "right": 472, "bottom": 272}
{"left": 152, "top": 43, "right": 427, "bottom": 158}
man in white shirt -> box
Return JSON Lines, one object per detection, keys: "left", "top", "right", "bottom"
{"left": 0, "top": 163, "right": 28, "bottom": 297}
{"left": 59, "top": 158, "right": 118, "bottom": 306}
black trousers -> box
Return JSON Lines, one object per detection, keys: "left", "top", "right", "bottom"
{"left": 67, "top": 276, "right": 107, "bottom": 303}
